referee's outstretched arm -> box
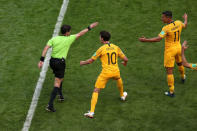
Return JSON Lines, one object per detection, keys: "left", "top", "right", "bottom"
{"left": 38, "top": 22, "right": 99, "bottom": 69}
{"left": 76, "top": 22, "right": 98, "bottom": 39}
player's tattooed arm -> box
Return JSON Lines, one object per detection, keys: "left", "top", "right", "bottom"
{"left": 183, "top": 13, "right": 188, "bottom": 28}
{"left": 181, "top": 40, "right": 191, "bottom": 68}
{"left": 139, "top": 36, "right": 162, "bottom": 42}
{"left": 76, "top": 22, "right": 99, "bottom": 39}
{"left": 80, "top": 58, "right": 95, "bottom": 66}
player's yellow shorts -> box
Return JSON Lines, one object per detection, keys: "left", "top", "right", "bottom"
{"left": 95, "top": 71, "right": 121, "bottom": 89}
{"left": 164, "top": 46, "right": 182, "bottom": 67}
{"left": 190, "top": 63, "right": 197, "bottom": 70}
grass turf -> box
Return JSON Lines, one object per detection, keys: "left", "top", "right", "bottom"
{"left": 0, "top": 0, "right": 197, "bottom": 131}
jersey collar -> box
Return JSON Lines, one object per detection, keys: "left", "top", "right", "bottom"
{"left": 168, "top": 20, "right": 175, "bottom": 25}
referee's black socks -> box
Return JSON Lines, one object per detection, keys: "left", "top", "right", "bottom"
{"left": 48, "top": 87, "right": 59, "bottom": 107}
{"left": 58, "top": 82, "right": 63, "bottom": 97}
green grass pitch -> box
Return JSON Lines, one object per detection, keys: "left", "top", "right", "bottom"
{"left": 0, "top": 0, "right": 197, "bottom": 131}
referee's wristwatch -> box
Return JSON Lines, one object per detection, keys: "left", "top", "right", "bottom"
{"left": 40, "top": 56, "right": 45, "bottom": 62}
{"left": 87, "top": 26, "right": 91, "bottom": 31}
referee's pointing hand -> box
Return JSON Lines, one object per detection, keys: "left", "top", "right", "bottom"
{"left": 38, "top": 61, "right": 43, "bottom": 69}
{"left": 90, "top": 22, "right": 99, "bottom": 29}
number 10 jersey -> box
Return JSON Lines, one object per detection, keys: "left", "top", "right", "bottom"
{"left": 91, "top": 43, "right": 126, "bottom": 74}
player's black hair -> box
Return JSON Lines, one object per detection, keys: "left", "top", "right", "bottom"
{"left": 100, "top": 31, "right": 111, "bottom": 41}
{"left": 162, "top": 11, "right": 172, "bottom": 18}
{"left": 61, "top": 25, "right": 71, "bottom": 34}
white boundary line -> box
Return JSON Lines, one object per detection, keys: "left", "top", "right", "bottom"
{"left": 22, "top": 0, "right": 69, "bottom": 130}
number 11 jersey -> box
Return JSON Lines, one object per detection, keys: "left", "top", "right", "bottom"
{"left": 159, "top": 20, "right": 185, "bottom": 50}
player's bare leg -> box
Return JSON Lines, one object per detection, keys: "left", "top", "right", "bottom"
{"left": 116, "top": 78, "right": 127, "bottom": 101}
{"left": 46, "top": 77, "right": 63, "bottom": 112}
{"left": 84, "top": 88, "right": 100, "bottom": 118}
{"left": 165, "top": 67, "right": 175, "bottom": 97}
{"left": 177, "top": 62, "right": 186, "bottom": 83}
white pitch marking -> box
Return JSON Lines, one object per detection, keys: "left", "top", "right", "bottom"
{"left": 22, "top": 0, "right": 69, "bottom": 131}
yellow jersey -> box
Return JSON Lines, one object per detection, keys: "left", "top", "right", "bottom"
{"left": 159, "top": 20, "right": 185, "bottom": 50}
{"left": 91, "top": 43, "right": 125, "bottom": 74}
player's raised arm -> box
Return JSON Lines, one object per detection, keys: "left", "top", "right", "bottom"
{"left": 183, "top": 13, "right": 188, "bottom": 28}
{"left": 80, "top": 58, "right": 95, "bottom": 66}
{"left": 181, "top": 41, "right": 191, "bottom": 68}
{"left": 76, "top": 22, "right": 99, "bottom": 39}
{"left": 139, "top": 36, "right": 162, "bottom": 42}
{"left": 38, "top": 45, "right": 51, "bottom": 68}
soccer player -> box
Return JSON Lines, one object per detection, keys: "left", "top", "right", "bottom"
{"left": 139, "top": 11, "right": 188, "bottom": 97}
{"left": 181, "top": 40, "right": 197, "bottom": 70}
{"left": 80, "top": 31, "right": 128, "bottom": 118}
{"left": 38, "top": 22, "right": 98, "bottom": 112}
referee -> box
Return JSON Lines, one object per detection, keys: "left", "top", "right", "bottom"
{"left": 38, "top": 22, "right": 98, "bottom": 112}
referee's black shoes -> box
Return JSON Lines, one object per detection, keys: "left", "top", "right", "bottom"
{"left": 58, "top": 95, "right": 64, "bottom": 102}
{"left": 46, "top": 105, "right": 56, "bottom": 112}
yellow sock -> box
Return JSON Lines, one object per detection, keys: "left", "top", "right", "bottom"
{"left": 117, "top": 78, "right": 124, "bottom": 97}
{"left": 90, "top": 92, "right": 98, "bottom": 113}
{"left": 169, "top": 86, "right": 174, "bottom": 94}
{"left": 178, "top": 65, "right": 185, "bottom": 79}
{"left": 167, "top": 74, "right": 174, "bottom": 94}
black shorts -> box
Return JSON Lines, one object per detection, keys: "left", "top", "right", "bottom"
{"left": 50, "top": 57, "right": 66, "bottom": 78}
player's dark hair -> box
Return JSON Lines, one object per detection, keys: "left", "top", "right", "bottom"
{"left": 100, "top": 31, "right": 111, "bottom": 41}
{"left": 61, "top": 25, "right": 71, "bottom": 34}
{"left": 162, "top": 11, "right": 172, "bottom": 18}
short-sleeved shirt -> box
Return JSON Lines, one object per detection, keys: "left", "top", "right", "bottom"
{"left": 91, "top": 43, "right": 126, "bottom": 74}
{"left": 47, "top": 35, "right": 77, "bottom": 59}
{"left": 190, "top": 63, "right": 197, "bottom": 70}
{"left": 159, "top": 20, "right": 185, "bottom": 50}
